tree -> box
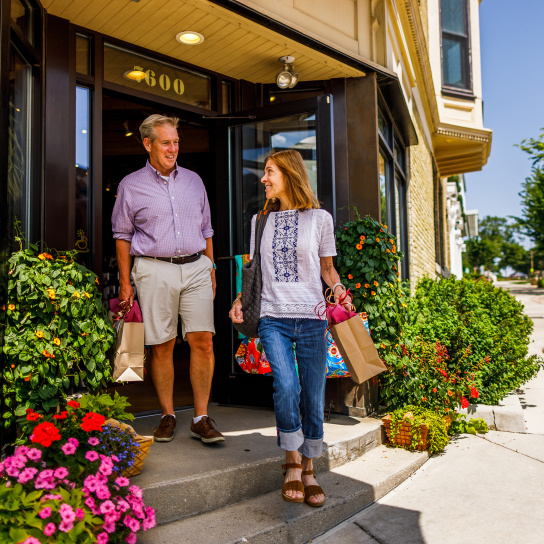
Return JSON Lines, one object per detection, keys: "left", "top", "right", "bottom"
{"left": 464, "top": 237, "right": 501, "bottom": 271}
{"left": 479, "top": 216, "right": 518, "bottom": 244}
{"left": 516, "top": 130, "right": 544, "bottom": 250}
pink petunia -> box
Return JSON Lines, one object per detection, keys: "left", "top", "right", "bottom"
{"left": 42, "top": 493, "right": 62, "bottom": 501}
{"left": 88, "top": 437, "right": 100, "bottom": 446}
{"left": 6, "top": 466, "right": 20, "bottom": 477}
{"left": 100, "top": 500, "right": 116, "bottom": 514}
{"left": 116, "top": 498, "right": 130, "bottom": 513}
{"left": 85, "top": 496, "right": 96, "bottom": 509}
{"left": 129, "top": 485, "right": 143, "bottom": 499}
{"left": 15, "top": 445, "right": 30, "bottom": 456}
{"left": 97, "top": 533, "right": 109, "bottom": 544}
{"left": 85, "top": 450, "right": 99, "bottom": 462}
{"left": 125, "top": 533, "right": 137, "bottom": 544}
{"left": 102, "top": 522, "right": 116, "bottom": 533}
{"left": 115, "top": 476, "right": 130, "bottom": 487}
{"left": 43, "top": 522, "right": 56, "bottom": 536}
{"left": 59, "top": 503, "right": 76, "bottom": 523}
{"left": 96, "top": 487, "right": 111, "bottom": 500}
{"left": 67, "top": 437, "right": 79, "bottom": 447}
{"left": 111, "top": 455, "right": 119, "bottom": 463}
{"left": 38, "top": 507, "right": 52, "bottom": 519}
{"left": 26, "top": 448, "right": 42, "bottom": 461}
{"left": 54, "top": 467, "right": 69, "bottom": 479}
{"left": 59, "top": 520, "right": 74, "bottom": 533}
{"left": 61, "top": 442, "right": 77, "bottom": 455}
{"left": 75, "top": 508, "right": 85, "bottom": 521}
{"left": 21, "top": 538, "right": 41, "bottom": 544}
{"left": 18, "top": 467, "right": 38, "bottom": 484}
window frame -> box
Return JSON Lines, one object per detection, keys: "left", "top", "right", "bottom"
{"left": 439, "top": 0, "right": 474, "bottom": 99}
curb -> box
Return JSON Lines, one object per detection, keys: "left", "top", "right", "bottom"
{"left": 458, "top": 392, "right": 525, "bottom": 433}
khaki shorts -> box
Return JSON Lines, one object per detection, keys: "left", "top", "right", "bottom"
{"left": 131, "top": 255, "right": 215, "bottom": 345}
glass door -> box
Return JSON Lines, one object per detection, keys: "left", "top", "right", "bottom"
{"left": 213, "top": 95, "right": 334, "bottom": 406}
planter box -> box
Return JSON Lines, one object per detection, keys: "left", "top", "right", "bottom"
{"left": 381, "top": 413, "right": 452, "bottom": 451}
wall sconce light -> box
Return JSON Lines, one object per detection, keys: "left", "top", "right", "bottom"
{"left": 124, "top": 66, "right": 146, "bottom": 82}
{"left": 275, "top": 56, "right": 299, "bottom": 89}
{"left": 124, "top": 122, "right": 133, "bottom": 137}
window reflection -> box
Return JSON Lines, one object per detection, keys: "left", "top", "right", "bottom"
{"left": 11, "top": 0, "right": 33, "bottom": 45}
{"left": 379, "top": 152, "right": 387, "bottom": 226}
{"left": 76, "top": 35, "right": 91, "bottom": 76}
{"left": 8, "top": 49, "right": 31, "bottom": 249}
{"left": 233, "top": 113, "right": 317, "bottom": 253}
{"left": 75, "top": 87, "right": 91, "bottom": 261}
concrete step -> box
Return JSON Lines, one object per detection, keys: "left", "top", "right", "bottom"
{"left": 138, "top": 442, "right": 429, "bottom": 544}
{"left": 130, "top": 405, "right": 384, "bottom": 525}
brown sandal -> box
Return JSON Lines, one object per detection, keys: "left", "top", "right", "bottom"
{"left": 302, "top": 469, "right": 325, "bottom": 507}
{"left": 281, "top": 463, "right": 305, "bottom": 503}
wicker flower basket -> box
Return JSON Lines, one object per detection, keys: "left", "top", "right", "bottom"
{"left": 382, "top": 412, "right": 452, "bottom": 451}
{"left": 104, "top": 418, "right": 154, "bottom": 477}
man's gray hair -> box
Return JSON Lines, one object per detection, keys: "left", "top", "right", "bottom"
{"left": 139, "top": 114, "right": 179, "bottom": 142}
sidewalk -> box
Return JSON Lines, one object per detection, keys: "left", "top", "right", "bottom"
{"left": 313, "top": 280, "right": 544, "bottom": 544}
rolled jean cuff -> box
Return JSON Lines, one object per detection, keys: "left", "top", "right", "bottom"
{"left": 278, "top": 428, "right": 304, "bottom": 452}
{"left": 300, "top": 437, "right": 323, "bottom": 459}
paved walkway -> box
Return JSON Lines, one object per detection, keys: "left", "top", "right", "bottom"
{"left": 314, "top": 280, "right": 544, "bottom": 544}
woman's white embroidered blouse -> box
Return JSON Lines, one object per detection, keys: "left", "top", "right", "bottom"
{"left": 250, "top": 208, "right": 337, "bottom": 319}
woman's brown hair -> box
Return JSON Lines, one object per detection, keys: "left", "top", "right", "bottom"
{"left": 265, "top": 149, "right": 320, "bottom": 212}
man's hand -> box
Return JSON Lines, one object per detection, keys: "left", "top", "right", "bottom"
{"left": 119, "top": 282, "right": 135, "bottom": 307}
{"left": 334, "top": 285, "right": 352, "bottom": 310}
{"left": 116, "top": 240, "right": 134, "bottom": 307}
{"left": 229, "top": 299, "right": 244, "bottom": 323}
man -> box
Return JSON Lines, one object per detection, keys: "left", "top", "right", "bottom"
{"left": 111, "top": 114, "right": 224, "bottom": 444}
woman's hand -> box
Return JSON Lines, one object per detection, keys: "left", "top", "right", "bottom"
{"left": 334, "top": 285, "right": 353, "bottom": 310}
{"left": 229, "top": 299, "right": 244, "bottom": 323}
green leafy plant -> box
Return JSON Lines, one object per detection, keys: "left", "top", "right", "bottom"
{"left": 387, "top": 405, "right": 450, "bottom": 455}
{"left": 3, "top": 228, "right": 116, "bottom": 428}
{"left": 335, "top": 211, "right": 408, "bottom": 351}
{"left": 78, "top": 392, "right": 135, "bottom": 423}
{"left": 398, "top": 275, "right": 543, "bottom": 405}
{"left": 537, "top": 278, "right": 544, "bottom": 288}
{"left": 380, "top": 339, "right": 479, "bottom": 415}
{"left": 449, "top": 414, "right": 489, "bottom": 435}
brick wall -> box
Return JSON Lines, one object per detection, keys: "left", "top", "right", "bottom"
{"left": 407, "top": 105, "right": 437, "bottom": 285}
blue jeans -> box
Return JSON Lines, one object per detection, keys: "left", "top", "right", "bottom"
{"left": 257, "top": 317, "right": 328, "bottom": 458}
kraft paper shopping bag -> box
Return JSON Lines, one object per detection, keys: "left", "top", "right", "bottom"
{"left": 329, "top": 315, "right": 387, "bottom": 384}
{"left": 111, "top": 310, "right": 145, "bottom": 382}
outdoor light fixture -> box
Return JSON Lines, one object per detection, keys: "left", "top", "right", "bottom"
{"left": 124, "top": 66, "right": 146, "bottom": 82}
{"left": 275, "top": 56, "right": 299, "bottom": 89}
{"left": 123, "top": 122, "right": 133, "bottom": 137}
{"left": 175, "top": 31, "right": 204, "bottom": 45}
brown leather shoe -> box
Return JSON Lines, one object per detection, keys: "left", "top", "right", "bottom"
{"left": 190, "top": 416, "right": 225, "bottom": 443}
{"left": 153, "top": 414, "right": 176, "bottom": 442}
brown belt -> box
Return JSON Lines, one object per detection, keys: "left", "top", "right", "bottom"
{"left": 143, "top": 252, "right": 202, "bottom": 265}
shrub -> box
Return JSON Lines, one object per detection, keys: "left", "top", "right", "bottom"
{"left": 3, "top": 231, "right": 116, "bottom": 428}
{"left": 537, "top": 278, "right": 544, "bottom": 288}
{"left": 392, "top": 276, "right": 543, "bottom": 405}
{"left": 335, "top": 212, "right": 409, "bottom": 350}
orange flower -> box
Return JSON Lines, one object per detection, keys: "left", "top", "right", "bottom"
{"left": 376, "top": 237, "right": 380, "bottom": 242}
{"left": 373, "top": 281, "right": 379, "bottom": 286}
{"left": 360, "top": 235, "right": 365, "bottom": 241}
{"left": 383, "top": 225, "right": 388, "bottom": 229}
{"left": 73, "top": 292, "right": 81, "bottom": 299}
{"left": 8, "top": 304, "right": 15, "bottom": 311}
{"left": 432, "top": 388, "right": 437, "bottom": 393}
{"left": 51, "top": 353, "right": 55, "bottom": 359}
{"left": 422, "top": 397, "right": 427, "bottom": 402}
{"left": 386, "top": 249, "right": 390, "bottom": 253}
{"left": 95, "top": 277, "right": 99, "bottom": 285}
{"left": 365, "top": 283, "right": 370, "bottom": 288}
{"left": 47, "top": 289, "right": 55, "bottom": 300}
{"left": 24, "top": 375, "right": 31, "bottom": 381}
{"left": 348, "top": 274, "right": 353, "bottom": 279}
{"left": 393, "top": 265, "right": 397, "bottom": 270}
{"left": 53, "top": 338, "right": 61, "bottom": 346}
{"left": 389, "top": 283, "right": 393, "bottom": 288}
{"left": 38, "top": 253, "right": 46, "bottom": 260}
{"left": 397, "top": 271, "right": 401, "bottom": 276}
{"left": 355, "top": 283, "right": 361, "bottom": 289}
{"left": 42, "top": 350, "right": 50, "bottom": 358}
{"left": 389, "top": 239, "right": 394, "bottom": 244}
{"left": 45, "top": 253, "right": 53, "bottom": 260}
{"left": 35, "top": 331, "right": 44, "bottom": 338}
{"left": 380, "top": 343, "right": 386, "bottom": 349}
{"left": 447, "top": 390, "right": 453, "bottom": 397}
{"left": 445, "top": 408, "right": 449, "bottom": 413}
{"left": 84, "top": 291, "right": 91, "bottom": 299}
{"left": 392, "top": 246, "right": 396, "bottom": 253}
{"left": 380, "top": 229, "right": 384, "bottom": 232}
{"left": 371, "top": 291, "right": 376, "bottom": 296}
{"left": 356, "top": 244, "right": 363, "bottom": 250}
{"left": 363, "top": 293, "right": 366, "bottom": 297}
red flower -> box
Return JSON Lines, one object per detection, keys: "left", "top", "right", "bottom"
{"left": 422, "top": 397, "right": 427, "bottom": 402}
{"left": 26, "top": 408, "right": 33, "bottom": 414}
{"left": 26, "top": 412, "right": 41, "bottom": 421}
{"left": 67, "top": 400, "right": 80, "bottom": 409}
{"left": 80, "top": 412, "right": 105, "bottom": 432}
{"left": 470, "top": 386, "right": 479, "bottom": 399}
{"left": 461, "top": 397, "right": 469, "bottom": 409}
{"left": 432, "top": 388, "right": 437, "bottom": 393}
{"left": 31, "top": 422, "right": 61, "bottom": 447}
{"left": 53, "top": 411, "right": 68, "bottom": 420}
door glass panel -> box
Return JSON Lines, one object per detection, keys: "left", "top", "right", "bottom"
{"left": 76, "top": 35, "right": 91, "bottom": 75}
{"left": 232, "top": 112, "right": 317, "bottom": 253}
{"left": 8, "top": 48, "right": 32, "bottom": 250}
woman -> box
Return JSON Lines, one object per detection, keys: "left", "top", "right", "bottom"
{"left": 229, "top": 149, "right": 351, "bottom": 507}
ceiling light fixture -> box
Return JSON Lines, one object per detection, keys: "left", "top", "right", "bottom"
{"left": 124, "top": 66, "right": 146, "bottom": 82}
{"left": 275, "top": 56, "right": 299, "bottom": 89}
{"left": 175, "top": 31, "right": 204, "bottom": 45}
{"left": 123, "top": 122, "right": 133, "bottom": 137}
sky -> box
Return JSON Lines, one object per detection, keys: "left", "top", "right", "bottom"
{"left": 464, "top": 1, "right": 544, "bottom": 230}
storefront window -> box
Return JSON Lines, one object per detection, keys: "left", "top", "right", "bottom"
{"left": 104, "top": 44, "right": 211, "bottom": 109}
{"left": 76, "top": 35, "right": 91, "bottom": 76}
{"left": 233, "top": 113, "right": 317, "bottom": 253}
{"left": 8, "top": 48, "right": 32, "bottom": 248}
{"left": 75, "top": 87, "right": 91, "bottom": 261}
{"left": 11, "top": 0, "right": 33, "bottom": 45}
